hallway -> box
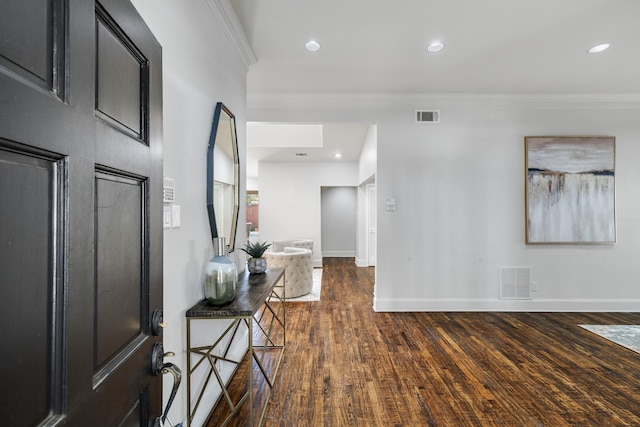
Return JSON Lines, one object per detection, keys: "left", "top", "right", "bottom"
{"left": 261, "top": 258, "right": 640, "bottom": 426}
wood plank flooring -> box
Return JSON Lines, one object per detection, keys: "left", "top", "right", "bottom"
{"left": 212, "top": 257, "right": 640, "bottom": 426}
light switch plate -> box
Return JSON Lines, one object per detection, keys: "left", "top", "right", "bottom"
{"left": 163, "top": 205, "right": 172, "bottom": 229}
{"left": 171, "top": 204, "right": 181, "bottom": 228}
{"left": 385, "top": 198, "right": 396, "bottom": 211}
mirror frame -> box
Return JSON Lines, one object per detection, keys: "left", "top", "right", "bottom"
{"left": 206, "top": 102, "right": 240, "bottom": 252}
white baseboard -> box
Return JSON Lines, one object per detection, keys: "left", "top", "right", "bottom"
{"left": 373, "top": 298, "right": 640, "bottom": 312}
{"left": 322, "top": 251, "right": 355, "bottom": 258}
{"left": 355, "top": 258, "right": 374, "bottom": 267}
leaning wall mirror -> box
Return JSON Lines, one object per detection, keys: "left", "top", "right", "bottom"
{"left": 206, "top": 102, "right": 240, "bottom": 252}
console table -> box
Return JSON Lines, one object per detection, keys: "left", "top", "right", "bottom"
{"left": 186, "top": 267, "right": 286, "bottom": 427}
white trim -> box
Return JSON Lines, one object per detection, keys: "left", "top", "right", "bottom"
{"left": 204, "top": 0, "right": 257, "bottom": 72}
{"left": 322, "top": 250, "right": 356, "bottom": 258}
{"left": 365, "top": 183, "right": 376, "bottom": 267}
{"left": 355, "top": 257, "right": 368, "bottom": 267}
{"left": 373, "top": 298, "right": 640, "bottom": 312}
{"left": 248, "top": 93, "right": 640, "bottom": 112}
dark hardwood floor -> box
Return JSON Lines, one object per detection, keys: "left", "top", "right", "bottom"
{"left": 209, "top": 257, "right": 640, "bottom": 426}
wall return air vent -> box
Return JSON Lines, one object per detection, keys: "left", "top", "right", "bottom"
{"left": 163, "top": 177, "right": 175, "bottom": 203}
{"left": 500, "top": 266, "right": 532, "bottom": 300}
{"left": 415, "top": 110, "right": 440, "bottom": 123}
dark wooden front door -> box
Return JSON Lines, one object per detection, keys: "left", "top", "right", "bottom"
{"left": 0, "top": 0, "right": 163, "bottom": 425}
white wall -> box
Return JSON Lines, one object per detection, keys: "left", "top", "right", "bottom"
{"left": 358, "top": 124, "right": 377, "bottom": 184}
{"left": 132, "top": 1, "right": 249, "bottom": 424}
{"left": 356, "top": 125, "right": 377, "bottom": 267}
{"left": 356, "top": 180, "right": 372, "bottom": 267}
{"left": 248, "top": 94, "right": 640, "bottom": 312}
{"left": 246, "top": 176, "right": 259, "bottom": 191}
{"left": 259, "top": 162, "right": 358, "bottom": 266}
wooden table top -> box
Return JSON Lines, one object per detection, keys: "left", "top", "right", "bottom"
{"left": 186, "top": 267, "right": 285, "bottom": 318}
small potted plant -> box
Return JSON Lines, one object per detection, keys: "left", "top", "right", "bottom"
{"left": 241, "top": 241, "right": 271, "bottom": 274}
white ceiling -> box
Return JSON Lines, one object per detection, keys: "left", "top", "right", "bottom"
{"left": 245, "top": 122, "right": 371, "bottom": 179}
{"left": 230, "top": 0, "right": 640, "bottom": 177}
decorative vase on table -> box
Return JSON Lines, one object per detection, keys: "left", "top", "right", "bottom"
{"left": 204, "top": 237, "right": 237, "bottom": 305}
{"left": 241, "top": 241, "right": 271, "bottom": 274}
{"left": 247, "top": 257, "right": 267, "bottom": 274}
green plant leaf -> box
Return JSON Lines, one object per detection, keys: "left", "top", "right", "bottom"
{"left": 240, "top": 240, "right": 272, "bottom": 258}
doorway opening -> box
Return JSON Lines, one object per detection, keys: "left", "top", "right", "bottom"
{"left": 321, "top": 186, "right": 357, "bottom": 258}
{"left": 246, "top": 190, "right": 259, "bottom": 243}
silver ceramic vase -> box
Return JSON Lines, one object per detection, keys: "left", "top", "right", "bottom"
{"left": 247, "top": 257, "right": 267, "bottom": 274}
{"left": 204, "top": 237, "right": 237, "bottom": 305}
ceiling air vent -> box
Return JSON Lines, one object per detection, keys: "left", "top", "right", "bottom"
{"left": 416, "top": 110, "right": 440, "bottom": 124}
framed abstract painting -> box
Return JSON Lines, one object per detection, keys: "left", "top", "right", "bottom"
{"left": 525, "top": 136, "right": 616, "bottom": 244}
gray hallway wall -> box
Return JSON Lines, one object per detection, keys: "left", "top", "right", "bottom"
{"left": 321, "top": 186, "right": 357, "bottom": 257}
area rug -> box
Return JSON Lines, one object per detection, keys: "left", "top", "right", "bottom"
{"left": 579, "top": 325, "right": 640, "bottom": 354}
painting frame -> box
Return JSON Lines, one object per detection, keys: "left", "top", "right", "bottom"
{"left": 524, "top": 136, "right": 616, "bottom": 244}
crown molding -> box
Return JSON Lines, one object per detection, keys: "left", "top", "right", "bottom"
{"left": 205, "top": 0, "right": 257, "bottom": 72}
{"left": 248, "top": 93, "right": 640, "bottom": 111}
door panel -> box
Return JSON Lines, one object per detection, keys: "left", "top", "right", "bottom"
{"left": 0, "top": 145, "right": 65, "bottom": 426}
{"left": 0, "top": 0, "right": 65, "bottom": 94}
{"left": 95, "top": 171, "right": 145, "bottom": 374}
{"left": 96, "top": 8, "right": 145, "bottom": 137}
{"left": 0, "top": 0, "right": 163, "bottom": 425}
{"left": 119, "top": 388, "right": 151, "bottom": 427}
{"left": 85, "top": 1, "right": 163, "bottom": 424}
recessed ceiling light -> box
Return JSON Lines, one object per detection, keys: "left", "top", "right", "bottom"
{"left": 427, "top": 41, "right": 444, "bottom": 53}
{"left": 305, "top": 40, "right": 320, "bottom": 52}
{"left": 588, "top": 43, "right": 610, "bottom": 54}
{"left": 334, "top": 153, "right": 342, "bottom": 159}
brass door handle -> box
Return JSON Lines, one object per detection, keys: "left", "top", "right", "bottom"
{"left": 151, "top": 343, "right": 183, "bottom": 426}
